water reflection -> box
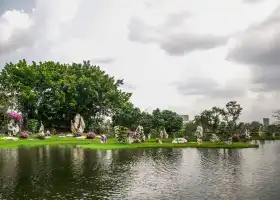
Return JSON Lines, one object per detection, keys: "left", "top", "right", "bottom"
{"left": 0, "top": 143, "right": 280, "bottom": 200}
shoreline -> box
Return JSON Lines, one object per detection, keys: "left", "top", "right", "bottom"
{"left": 0, "top": 136, "right": 259, "bottom": 149}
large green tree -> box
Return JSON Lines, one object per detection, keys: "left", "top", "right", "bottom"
{"left": 151, "top": 109, "right": 183, "bottom": 134}
{"left": 223, "top": 101, "right": 243, "bottom": 136}
{"left": 111, "top": 102, "right": 141, "bottom": 129}
{"left": 194, "top": 106, "right": 226, "bottom": 133}
{"left": 0, "top": 91, "right": 11, "bottom": 129}
{"left": 112, "top": 106, "right": 183, "bottom": 135}
{"left": 180, "top": 121, "right": 197, "bottom": 136}
{"left": 0, "top": 60, "right": 131, "bottom": 129}
{"left": 138, "top": 111, "right": 154, "bottom": 134}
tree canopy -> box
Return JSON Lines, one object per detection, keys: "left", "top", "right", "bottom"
{"left": 111, "top": 106, "right": 183, "bottom": 134}
{"left": 0, "top": 91, "right": 11, "bottom": 129}
{"left": 194, "top": 101, "right": 243, "bottom": 137}
{"left": 0, "top": 60, "right": 131, "bottom": 129}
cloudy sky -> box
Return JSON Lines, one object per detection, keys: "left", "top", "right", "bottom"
{"left": 0, "top": 0, "right": 280, "bottom": 122}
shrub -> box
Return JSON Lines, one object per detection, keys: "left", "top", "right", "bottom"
{"left": 19, "top": 131, "right": 29, "bottom": 139}
{"left": 86, "top": 132, "right": 96, "bottom": 139}
{"left": 74, "top": 132, "right": 82, "bottom": 137}
{"left": 231, "top": 134, "right": 240, "bottom": 142}
{"left": 238, "top": 134, "right": 249, "bottom": 142}
{"left": 28, "top": 119, "right": 39, "bottom": 133}
{"left": 37, "top": 133, "right": 45, "bottom": 140}
{"left": 155, "top": 138, "right": 162, "bottom": 143}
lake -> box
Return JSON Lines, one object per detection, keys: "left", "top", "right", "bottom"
{"left": 0, "top": 141, "right": 280, "bottom": 200}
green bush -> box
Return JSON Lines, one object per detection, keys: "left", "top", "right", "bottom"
{"left": 232, "top": 134, "right": 240, "bottom": 142}
{"left": 28, "top": 119, "right": 39, "bottom": 133}
{"left": 37, "top": 133, "right": 46, "bottom": 140}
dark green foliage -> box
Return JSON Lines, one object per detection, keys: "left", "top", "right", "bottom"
{"left": 180, "top": 121, "right": 197, "bottom": 137}
{"left": 112, "top": 106, "right": 183, "bottom": 135}
{"left": 194, "top": 101, "right": 243, "bottom": 140}
{"left": 112, "top": 102, "right": 141, "bottom": 129}
{"left": 231, "top": 134, "right": 240, "bottom": 142}
{"left": 0, "top": 60, "right": 131, "bottom": 129}
{"left": 158, "top": 109, "right": 183, "bottom": 133}
{"left": 28, "top": 119, "right": 39, "bottom": 133}
{"left": 0, "top": 91, "right": 11, "bottom": 130}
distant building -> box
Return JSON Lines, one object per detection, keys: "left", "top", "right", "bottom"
{"left": 180, "top": 115, "right": 189, "bottom": 124}
{"left": 263, "top": 118, "right": 270, "bottom": 126}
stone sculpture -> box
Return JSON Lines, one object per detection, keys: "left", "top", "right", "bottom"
{"left": 38, "top": 123, "right": 44, "bottom": 135}
{"left": 147, "top": 133, "right": 151, "bottom": 139}
{"left": 158, "top": 128, "right": 165, "bottom": 144}
{"left": 37, "top": 123, "right": 45, "bottom": 139}
{"left": 210, "top": 134, "right": 220, "bottom": 142}
{"left": 244, "top": 129, "right": 251, "bottom": 139}
{"left": 195, "top": 126, "right": 203, "bottom": 138}
{"left": 45, "top": 130, "right": 51, "bottom": 136}
{"left": 162, "top": 128, "right": 168, "bottom": 139}
{"left": 7, "top": 112, "right": 22, "bottom": 136}
{"left": 258, "top": 126, "right": 264, "bottom": 137}
{"left": 71, "top": 114, "right": 85, "bottom": 134}
{"left": 7, "top": 120, "right": 19, "bottom": 136}
{"left": 225, "top": 137, "right": 232, "bottom": 145}
{"left": 100, "top": 134, "right": 107, "bottom": 143}
{"left": 136, "top": 125, "right": 145, "bottom": 142}
{"left": 159, "top": 130, "right": 163, "bottom": 139}
{"left": 127, "top": 133, "right": 134, "bottom": 144}
{"left": 114, "top": 126, "right": 120, "bottom": 138}
{"left": 197, "top": 138, "right": 203, "bottom": 145}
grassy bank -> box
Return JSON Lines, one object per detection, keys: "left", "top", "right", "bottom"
{"left": 80, "top": 142, "right": 259, "bottom": 150}
{"left": 0, "top": 135, "right": 259, "bottom": 149}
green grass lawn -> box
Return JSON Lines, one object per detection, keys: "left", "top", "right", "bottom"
{"left": 0, "top": 135, "right": 259, "bottom": 149}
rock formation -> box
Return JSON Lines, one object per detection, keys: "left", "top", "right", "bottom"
{"left": 71, "top": 114, "right": 85, "bottom": 134}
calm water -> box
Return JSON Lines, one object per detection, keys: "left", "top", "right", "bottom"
{"left": 0, "top": 141, "right": 280, "bottom": 200}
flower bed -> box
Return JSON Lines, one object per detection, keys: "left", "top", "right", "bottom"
{"left": 86, "top": 132, "right": 96, "bottom": 139}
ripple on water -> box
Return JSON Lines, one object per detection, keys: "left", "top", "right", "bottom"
{"left": 1, "top": 144, "right": 280, "bottom": 200}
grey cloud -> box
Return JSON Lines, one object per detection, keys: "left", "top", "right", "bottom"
{"left": 0, "top": 1, "right": 56, "bottom": 56}
{"left": 160, "top": 34, "right": 228, "bottom": 56}
{"left": 91, "top": 58, "right": 115, "bottom": 64}
{"left": 243, "top": 0, "right": 266, "bottom": 3}
{"left": 227, "top": 6, "right": 280, "bottom": 92}
{"left": 0, "top": 0, "right": 35, "bottom": 15}
{"left": 175, "top": 77, "right": 245, "bottom": 98}
{"left": 128, "top": 12, "right": 228, "bottom": 56}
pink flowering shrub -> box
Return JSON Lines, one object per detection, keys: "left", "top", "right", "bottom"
{"left": 8, "top": 112, "right": 23, "bottom": 121}
{"left": 19, "top": 131, "right": 29, "bottom": 139}
{"left": 127, "top": 130, "right": 136, "bottom": 135}
{"left": 86, "top": 132, "right": 96, "bottom": 139}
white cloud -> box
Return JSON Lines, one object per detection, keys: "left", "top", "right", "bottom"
{"left": 0, "top": 0, "right": 280, "bottom": 122}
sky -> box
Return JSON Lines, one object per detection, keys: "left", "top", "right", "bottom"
{"left": 0, "top": 0, "right": 280, "bottom": 122}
